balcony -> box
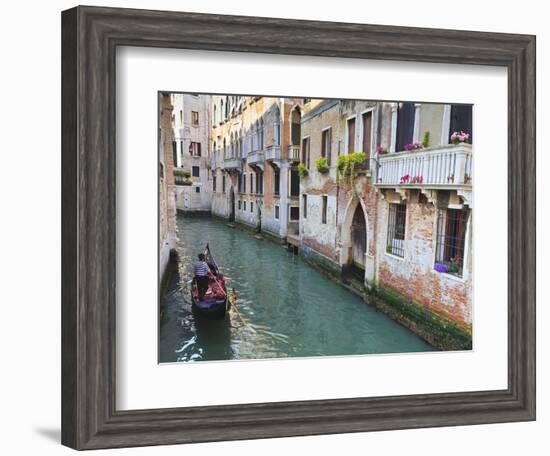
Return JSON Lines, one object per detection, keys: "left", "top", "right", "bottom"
{"left": 221, "top": 156, "right": 242, "bottom": 172}
{"left": 375, "top": 144, "right": 472, "bottom": 189}
{"left": 288, "top": 145, "right": 300, "bottom": 162}
{"left": 266, "top": 145, "right": 281, "bottom": 162}
{"left": 209, "top": 156, "right": 216, "bottom": 169}
{"left": 247, "top": 150, "right": 265, "bottom": 167}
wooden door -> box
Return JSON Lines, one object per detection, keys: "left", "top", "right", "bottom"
{"left": 351, "top": 205, "right": 366, "bottom": 268}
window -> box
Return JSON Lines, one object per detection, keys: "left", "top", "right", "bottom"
{"left": 275, "top": 205, "right": 280, "bottom": 220}
{"left": 172, "top": 141, "right": 177, "bottom": 167}
{"left": 302, "top": 194, "right": 307, "bottom": 218}
{"left": 243, "top": 201, "right": 247, "bottom": 211}
{"left": 387, "top": 203, "right": 407, "bottom": 257}
{"left": 250, "top": 173, "right": 254, "bottom": 193}
{"left": 238, "top": 200, "right": 241, "bottom": 210}
{"left": 396, "top": 102, "right": 415, "bottom": 151}
{"left": 191, "top": 111, "right": 199, "bottom": 125}
{"left": 362, "top": 111, "right": 372, "bottom": 169}
{"left": 449, "top": 105, "right": 473, "bottom": 143}
{"left": 195, "top": 186, "right": 200, "bottom": 193}
{"left": 256, "top": 171, "right": 263, "bottom": 195}
{"left": 274, "top": 121, "right": 281, "bottom": 146}
{"left": 435, "top": 209, "right": 469, "bottom": 277}
{"left": 212, "top": 175, "right": 217, "bottom": 192}
{"left": 290, "top": 206, "right": 300, "bottom": 221}
{"left": 301, "top": 137, "right": 310, "bottom": 168}
{"left": 222, "top": 175, "right": 226, "bottom": 192}
{"left": 321, "top": 196, "right": 327, "bottom": 224}
{"left": 250, "top": 202, "right": 254, "bottom": 212}
{"left": 290, "top": 170, "right": 300, "bottom": 197}
{"left": 190, "top": 142, "right": 201, "bottom": 157}
{"left": 213, "top": 106, "right": 217, "bottom": 126}
{"left": 321, "top": 128, "right": 332, "bottom": 165}
{"left": 192, "top": 166, "right": 200, "bottom": 177}
{"left": 274, "top": 170, "right": 280, "bottom": 196}
{"left": 179, "top": 110, "right": 183, "bottom": 124}
{"left": 347, "top": 117, "right": 356, "bottom": 154}
{"left": 242, "top": 174, "right": 247, "bottom": 194}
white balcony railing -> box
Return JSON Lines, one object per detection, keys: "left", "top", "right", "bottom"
{"left": 288, "top": 145, "right": 300, "bottom": 161}
{"left": 248, "top": 150, "right": 265, "bottom": 166}
{"left": 375, "top": 143, "right": 472, "bottom": 188}
{"left": 266, "top": 145, "right": 281, "bottom": 161}
{"left": 221, "top": 157, "right": 242, "bottom": 172}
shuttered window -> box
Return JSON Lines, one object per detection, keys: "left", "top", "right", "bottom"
{"left": 290, "top": 170, "right": 300, "bottom": 197}
{"left": 274, "top": 170, "right": 280, "bottom": 196}
{"left": 396, "top": 102, "right": 415, "bottom": 152}
{"left": 362, "top": 111, "right": 372, "bottom": 169}
{"left": 321, "top": 128, "right": 332, "bottom": 165}
{"left": 449, "top": 105, "right": 473, "bottom": 143}
{"left": 347, "top": 117, "right": 356, "bottom": 153}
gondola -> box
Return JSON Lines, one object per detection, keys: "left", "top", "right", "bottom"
{"left": 191, "top": 244, "right": 228, "bottom": 319}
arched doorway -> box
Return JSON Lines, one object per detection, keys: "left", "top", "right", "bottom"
{"left": 229, "top": 186, "right": 235, "bottom": 222}
{"left": 351, "top": 204, "right": 367, "bottom": 270}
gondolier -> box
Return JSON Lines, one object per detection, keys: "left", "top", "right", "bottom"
{"left": 193, "top": 253, "right": 210, "bottom": 301}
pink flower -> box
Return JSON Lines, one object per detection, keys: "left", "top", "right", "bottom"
{"left": 451, "top": 131, "right": 470, "bottom": 144}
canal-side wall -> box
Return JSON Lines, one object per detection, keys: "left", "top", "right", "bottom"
{"left": 375, "top": 194, "right": 473, "bottom": 328}
{"left": 159, "top": 93, "right": 177, "bottom": 293}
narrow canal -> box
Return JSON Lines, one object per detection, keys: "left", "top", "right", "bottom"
{"left": 160, "top": 215, "right": 435, "bottom": 363}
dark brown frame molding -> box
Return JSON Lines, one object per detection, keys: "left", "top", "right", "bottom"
{"left": 61, "top": 5, "right": 536, "bottom": 450}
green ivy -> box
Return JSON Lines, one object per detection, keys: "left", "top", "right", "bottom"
{"left": 336, "top": 152, "right": 367, "bottom": 180}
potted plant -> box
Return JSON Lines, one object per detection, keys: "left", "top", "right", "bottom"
{"left": 404, "top": 142, "right": 423, "bottom": 151}
{"left": 434, "top": 262, "right": 449, "bottom": 273}
{"left": 450, "top": 131, "right": 470, "bottom": 144}
{"left": 376, "top": 146, "right": 388, "bottom": 155}
{"left": 297, "top": 162, "right": 308, "bottom": 179}
{"left": 315, "top": 157, "right": 330, "bottom": 174}
{"left": 421, "top": 131, "right": 430, "bottom": 148}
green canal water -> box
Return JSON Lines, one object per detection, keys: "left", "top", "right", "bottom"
{"left": 159, "top": 215, "right": 435, "bottom": 363}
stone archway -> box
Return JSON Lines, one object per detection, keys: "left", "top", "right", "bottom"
{"left": 339, "top": 197, "right": 374, "bottom": 283}
{"left": 351, "top": 205, "right": 367, "bottom": 269}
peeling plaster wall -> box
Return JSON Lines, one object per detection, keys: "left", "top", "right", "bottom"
{"left": 376, "top": 196, "right": 472, "bottom": 326}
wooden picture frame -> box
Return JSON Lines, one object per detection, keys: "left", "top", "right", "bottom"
{"left": 61, "top": 5, "right": 536, "bottom": 450}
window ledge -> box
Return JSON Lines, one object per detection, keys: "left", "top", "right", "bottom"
{"left": 384, "top": 252, "right": 405, "bottom": 261}
{"left": 432, "top": 269, "right": 466, "bottom": 283}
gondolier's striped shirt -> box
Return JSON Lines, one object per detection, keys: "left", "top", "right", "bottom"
{"left": 193, "top": 261, "right": 210, "bottom": 277}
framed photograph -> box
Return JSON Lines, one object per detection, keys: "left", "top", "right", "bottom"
{"left": 61, "top": 5, "right": 536, "bottom": 450}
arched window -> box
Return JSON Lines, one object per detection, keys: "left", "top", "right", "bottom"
{"left": 258, "top": 119, "right": 264, "bottom": 150}
{"left": 220, "top": 99, "right": 224, "bottom": 123}
{"left": 223, "top": 138, "right": 226, "bottom": 159}
{"left": 213, "top": 105, "right": 217, "bottom": 126}
{"left": 239, "top": 129, "right": 244, "bottom": 158}
{"left": 273, "top": 105, "right": 281, "bottom": 146}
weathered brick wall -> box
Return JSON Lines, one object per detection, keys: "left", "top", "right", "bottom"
{"left": 376, "top": 196, "right": 472, "bottom": 327}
